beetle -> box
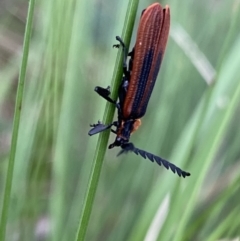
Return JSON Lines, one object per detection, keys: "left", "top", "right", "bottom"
{"left": 89, "top": 3, "right": 190, "bottom": 178}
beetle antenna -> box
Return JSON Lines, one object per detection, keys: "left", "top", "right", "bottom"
{"left": 118, "top": 143, "right": 190, "bottom": 178}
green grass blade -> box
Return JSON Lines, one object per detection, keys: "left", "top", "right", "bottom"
{"left": 75, "top": 1, "right": 139, "bottom": 241}
{"left": 0, "top": 0, "right": 36, "bottom": 240}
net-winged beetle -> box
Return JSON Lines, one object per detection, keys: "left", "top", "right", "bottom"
{"left": 89, "top": 3, "right": 190, "bottom": 178}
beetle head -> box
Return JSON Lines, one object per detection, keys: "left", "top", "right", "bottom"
{"left": 109, "top": 136, "right": 128, "bottom": 149}
{"left": 108, "top": 120, "right": 135, "bottom": 149}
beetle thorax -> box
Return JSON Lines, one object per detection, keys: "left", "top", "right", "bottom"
{"left": 109, "top": 119, "right": 142, "bottom": 149}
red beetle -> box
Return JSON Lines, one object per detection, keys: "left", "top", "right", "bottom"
{"left": 89, "top": 3, "right": 190, "bottom": 178}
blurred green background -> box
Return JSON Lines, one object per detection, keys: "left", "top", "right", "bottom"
{"left": 0, "top": 0, "right": 240, "bottom": 240}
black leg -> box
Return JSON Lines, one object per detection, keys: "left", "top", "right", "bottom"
{"left": 88, "top": 121, "right": 117, "bottom": 136}
{"left": 115, "top": 36, "right": 128, "bottom": 77}
{"left": 94, "top": 86, "right": 116, "bottom": 104}
{"left": 111, "top": 129, "right": 117, "bottom": 134}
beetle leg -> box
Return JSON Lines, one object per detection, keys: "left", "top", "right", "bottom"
{"left": 115, "top": 36, "right": 129, "bottom": 76}
{"left": 127, "top": 47, "right": 134, "bottom": 73}
{"left": 94, "top": 86, "right": 122, "bottom": 114}
{"left": 88, "top": 121, "right": 118, "bottom": 136}
{"left": 113, "top": 44, "right": 120, "bottom": 48}
{"left": 111, "top": 129, "right": 117, "bottom": 134}
{"left": 94, "top": 86, "right": 116, "bottom": 104}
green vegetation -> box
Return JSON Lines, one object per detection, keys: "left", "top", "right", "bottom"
{"left": 0, "top": 0, "right": 239, "bottom": 241}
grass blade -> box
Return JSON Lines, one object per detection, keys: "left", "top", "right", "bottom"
{"left": 0, "top": 0, "right": 36, "bottom": 239}
{"left": 75, "top": 1, "right": 139, "bottom": 240}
